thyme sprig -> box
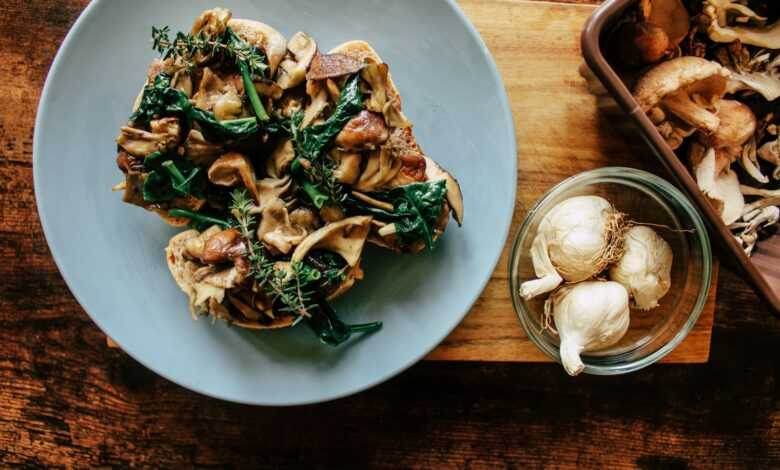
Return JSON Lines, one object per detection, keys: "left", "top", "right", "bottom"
{"left": 151, "top": 26, "right": 267, "bottom": 78}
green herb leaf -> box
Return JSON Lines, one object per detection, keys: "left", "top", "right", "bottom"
{"left": 306, "top": 301, "right": 382, "bottom": 346}
{"left": 294, "top": 74, "right": 363, "bottom": 161}
{"left": 345, "top": 180, "right": 448, "bottom": 250}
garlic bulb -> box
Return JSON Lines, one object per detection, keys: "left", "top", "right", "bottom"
{"left": 609, "top": 226, "right": 673, "bottom": 310}
{"left": 519, "top": 196, "right": 625, "bottom": 300}
{"left": 546, "top": 281, "right": 630, "bottom": 376}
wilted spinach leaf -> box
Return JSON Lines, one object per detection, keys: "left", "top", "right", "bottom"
{"left": 344, "top": 180, "right": 448, "bottom": 250}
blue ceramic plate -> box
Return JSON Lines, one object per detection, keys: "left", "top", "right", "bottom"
{"left": 34, "top": 0, "right": 516, "bottom": 405}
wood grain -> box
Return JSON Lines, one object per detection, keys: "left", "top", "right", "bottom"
{"left": 1, "top": 0, "right": 779, "bottom": 468}
{"left": 429, "top": 1, "right": 715, "bottom": 363}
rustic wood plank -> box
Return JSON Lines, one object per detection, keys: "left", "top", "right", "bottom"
{"left": 1, "top": 0, "right": 779, "bottom": 468}
{"left": 428, "top": 0, "right": 715, "bottom": 362}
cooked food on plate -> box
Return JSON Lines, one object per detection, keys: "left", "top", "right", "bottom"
{"left": 113, "top": 8, "right": 463, "bottom": 345}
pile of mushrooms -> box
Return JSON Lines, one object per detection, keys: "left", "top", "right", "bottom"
{"left": 599, "top": 0, "right": 780, "bottom": 256}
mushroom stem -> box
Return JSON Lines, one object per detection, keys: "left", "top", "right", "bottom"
{"left": 377, "top": 223, "right": 397, "bottom": 237}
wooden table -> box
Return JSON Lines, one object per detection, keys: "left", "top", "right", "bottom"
{"left": 1, "top": 0, "right": 778, "bottom": 467}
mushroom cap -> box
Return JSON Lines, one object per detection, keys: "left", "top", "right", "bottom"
{"left": 699, "top": 99, "right": 757, "bottom": 148}
{"left": 634, "top": 57, "right": 731, "bottom": 111}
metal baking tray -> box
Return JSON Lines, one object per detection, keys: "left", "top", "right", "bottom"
{"left": 581, "top": 0, "right": 780, "bottom": 315}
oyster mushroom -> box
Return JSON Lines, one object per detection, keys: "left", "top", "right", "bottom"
{"left": 276, "top": 32, "right": 317, "bottom": 90}
{"left": 424, "top": 156, "right": 464, "bottom": 226}
{"left": 758, "top": 135, "right": 780, "bottom": 181}
{"left": 257, "top": 197, "right": 309, "bottom": 255}
{"left": 704, "top": 0, "right": 780, "bottom": 49}
{"left": 266, "top": 139, "right": 296, "bottom": 178}
{"left": 330, "top": 40, "right": 412, "bottom": 128}
{"left": 256, "top": 175, "right": 292, "bottom": 212}
{"left": 207, "top": 152, "right": 259, "bottom": 202}
{"left": 184, "top": 129, "right": 224, "bottom": 167}
{"left": 634, "top": 57, "right": 731, "bottom": 141}
{"left": 331, "top": 149, "right": 363, "bottom": 185}
{"left": 696, "top": 99, "right": 763, "bottom": 182}
{"left": 694, "top": 146, "right": 745, "bottom": 224}
{"left": 191, "top": 8, "right": 231, "bottom": 37}
{"left": 117, "top": 118, "right": 181, "bottom": 157}
{"left": 192, "top": 68, "right": 243, "bottom": 121}
{"left": 716, "top": 42, "right": 780, "bottom": 101}
{"left": 227, "top": 18, "right": 288, "bottom": 75}
{"left": 291, "top": 216, "right": 373, "bottom": 268}
{"left": 731, "top": 206, "right": 780, "bottom": 255}
{"left": 302, "top": 80, "right": 329, "bottom": 127}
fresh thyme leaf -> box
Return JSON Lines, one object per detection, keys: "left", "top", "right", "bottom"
{"left": 151, "top": 25, "right": 268, "bottom": 78}
{"left": 229, "top": 188, "right": 256, "bottom": 241}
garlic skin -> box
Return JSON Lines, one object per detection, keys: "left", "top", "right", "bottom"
{"left": 609, "top": 226, "right": 673, "bottom": 310}
{"left": 520, "top": 196, "right": 624, "bottom": 300}
{"left": 547, "top": 281, "right": 630, "bottom": 376}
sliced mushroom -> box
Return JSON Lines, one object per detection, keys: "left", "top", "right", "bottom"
{"left": 334, "top": 110, "right": 389, "bottom": 151}
{"left": 191, "top": 8, "right": 232, "bottom": 37}
{"left": 184, "top": 129, "right": 224, "bottom": 167}
{"left": 302, "top": 80, "right": 329, "bottom": 127}
{"left": 266, "top": 139, "right": 296, "bottom": 178}
{"left": 256, "top": 175, "right": 292, "bottom": 211}
{"left": 704, "top": 0, "right": 780, "bottom": 49}
{"left": 207, "top": 152, "right": 259, "bottom": 202}
{"left": 276, "top": 32, "right": 317, "bottom": 90}
{"left": 256, "top": 197, "right": 309, "bottom": 255}
{"left": 758, "top": 137, "right": 780, "bottom": 180}
{"left": 354, "top": 146, "right": 402, "bottom": 193}
{"left": 424, "top": 156, "right": 464, "bottom": 226}
{"left": 193, "top": 68, "right": 243, "bottom": 121}
{"left": 291, "top": 216, "right": 373, "bottom": 268}
{"left": 228, "top": 18, "right": 288, "bottom": 75}
{"left": 634, "top": 57, "right": 730, "bottom": 136}
{"left": 694, "top": 147, "right": 745, "bottom": 224}
{"left": 117, "top": 118, "right": 181, "bottom": 157}
{"left": 362, "top": 63, "right": 389, "bottom": 113}
{"left": 732, "top": 206, "right": 780, "bottom": 256}
{"left": 330, "top": 40, "right": 412, "bottom": 128}
{"left": 306, "top": 53, "right": 365, "bottom": 80}
{"left": 331, "top": 149, "right": 362, "bottom": 184}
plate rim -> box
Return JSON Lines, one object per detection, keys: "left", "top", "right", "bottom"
{"left": 32, "top": 0, "right": 518, "bottom": 406}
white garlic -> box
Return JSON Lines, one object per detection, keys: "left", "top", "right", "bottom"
{"left": 520, "top": 196, "right": 625, "bottom": 300}
{"left": 546, "top": 281, "right": 630, "bottom": 376}
{"left": 609, "top": 226, "right": 673, "bottom": 310}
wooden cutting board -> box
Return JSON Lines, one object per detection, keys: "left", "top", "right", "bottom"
{"left": 425, "top": 0, "right": 717, "bottom": 363}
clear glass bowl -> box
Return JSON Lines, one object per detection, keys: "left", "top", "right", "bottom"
{"left": 510, "top": 167, "right": 712, "bottom": 375}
